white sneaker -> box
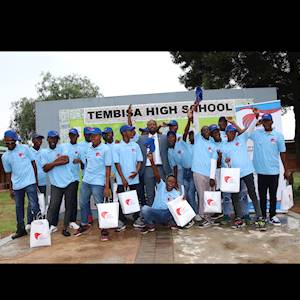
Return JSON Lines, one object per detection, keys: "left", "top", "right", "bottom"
{"left": 194, "top": 214, "right": 202, "bottom": 222}
{"left": 69, "top": 222, "right": 80, "bottom": 230}
{"left": 49, "top": 225, "right": 58, "bottom": 234}
{"left": 270, "top": 216, "right": 281, "bottom": 226}
{"left": 25, "top": 224, "right": 31, "bottom": 233}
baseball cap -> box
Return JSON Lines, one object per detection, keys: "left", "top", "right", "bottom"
{"left": 225, "top": 124, "right": 237, "bottom": 133}
{"left": 139, "top": 127, "right": 149, "bottom": 133}
{"left": 31, "top": 133, "right": 45, "bottom": 140}
{"left": 262, "top": 113, "right": 273, "bottom": 121}
{"left": 83, "top": 127, "right": 93, "bottom": 134}
{"left": 69, "top": 128, "right": 79, "bottom": 136}
{"left": 120, "top": 125, "right": 135, "bottom": 133}
{"left": 4, "top": 130, "right": 18, "bottom": 141}
{"left": 47, "top": 130, "right": 60, "bottom": 138}
{"left": 89, "top": 127, "right": 102, "bottom": 135}
{"left": 166, "top": 120, "right": 178, "bottom": 126}
{"left": 144, "top": 137, "right": 155, "bottom": 153}
{"left": 102, "top": 127, "right": 113, "bottom": 134}
{"left": 167, "top": 130, "right": 176, "bottom": 137}
{"left": 208, "top": 124, "right": 219, "bottom": 133}
{"left": 218, "top": 116, "right": 227, "bottom": 122}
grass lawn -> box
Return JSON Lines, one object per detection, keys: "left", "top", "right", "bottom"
{"left": 293, "top": 172, "right": 300, "bottom": 203}
{"left": 0, "top": 192, "right": 29, "bottom": 239}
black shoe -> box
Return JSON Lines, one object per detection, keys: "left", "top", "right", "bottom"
{"left": 211, "top": 213, "right": 224, "bottom": 220}
{"left": 12, "top": 229, "right": 27, "bottom": 239}
{"left": 62, "top": 229, "right": 71, "bottom": 237}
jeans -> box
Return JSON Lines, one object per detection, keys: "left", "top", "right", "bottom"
{"left": 117, "top": 184, "right": 140, "bottom": 224}
{"left": 223, "top": 180, "right": 249, "bottom": 217}
{"left": 27, "top": 185, "right": 46, "bottom": 224}
{"left": 47, "top": 182, "right": 77, "bottom": 227}
{"left": 258, "top": 174, "right": 279, "bottom": 219}
{"left": 80, "top": 181, "right": 104, "bottom": 225}
{"left": 137, "top": 173, "right": 147, "bottom": 206}
{"left": 231, "top": 173, "right": 262, "bottom": 219}
{"left": 141, "top": 205, "right": 175, "bottom": 226}
{"left": 183, "top": 168, "right": 197, "bottom": 213}
{"left": 14, "top": 183, "right": 40, "bottom": 228}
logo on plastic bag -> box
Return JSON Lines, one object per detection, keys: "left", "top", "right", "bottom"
{"left": 125, "top": 199, "right": 133, "bottom": 206}
{"left": 34, "top": 232, "right": 47, "bottom": 240}
{"left": 176, "top": 206, "right": 187, "bottom": 216}
{"left": 207, "top": 198, "right": 214, "bottom": 206}
{"left": 224, "top": 176, "right": 234, "bottom": 183}
{"left": 101, "top": 211, "right": 113, "bottom": 219}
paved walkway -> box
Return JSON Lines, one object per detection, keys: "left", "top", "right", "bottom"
{"left": 1, "top": 213, "right": 300, "bottom": 263}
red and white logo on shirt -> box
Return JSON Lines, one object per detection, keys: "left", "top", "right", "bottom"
{"left": 235, "top": 142, "right": 240, "bottom": 147}
{"left": 18, "top": 152, "right": 24, "bottom": 158}
{"left": 270, "top": 138, "right": 276, "bottom": 144}
{"left": 131, "top": 148, "right": 136, "bottom": 153}
{"left": 96, "top": 152, "right": 101, "bottom": 157}
{"left": 208, "top": 146, "right": 213, "bottom": 153}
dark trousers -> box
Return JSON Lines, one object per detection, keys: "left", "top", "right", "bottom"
{"left": 47, "top": 182, "right": 77, "bottom": 228}
{"left": 231, "top": 173, "right": 262, "bottom": 219}
{"left": 258, "top": 174, "right": 279, "bottom": 219}
{"left": 70, "top": 181, "right": 79, "bottom": 222}
{"left": 137, "top": 173, "right": 146, "bottom": 206}
{"left": 117, "top": 184, "right": 140, "bottom": 224}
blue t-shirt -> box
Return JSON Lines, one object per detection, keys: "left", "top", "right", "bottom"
{"left": 2, "top": 144, "right": 36, "bottom": 190}
{"left": 220, "top": 132, "right": 254, "bottom": 178}
{"left": 168, "top": 148, "right": 182, "bottom": 171}
{"left": 78, "top": 140, "right": 92, "bottom": 175}
{"left": 29, "top": 147, "right": 47, "bottom": 186}
{"left": 169, "top": 141, "right": 193, "bottom": 169}
{"left": 249, "top": 129, "right": 286, "bottom": 175}
{"left": 220, "top": 130, "right": 228, "bottom": 142}
{"left": 113, "top": 141, "right": 143, "bottom": 185}
{"left": 41, "top": 144, "right": 74, "bottom": 188}
{"left": 81, "top": 143, "right": 112, "bottom": 186}
{"left": 151, "top": 180, "right": 181, "bottom": 210}
{"left": 131, "top": 133, "right": 139, "bottom": 143}
{"left": 191, "top": 134, "right": 218, "bottom": 177}
{"left": 62, "top": 143, "right": 81, "bottom": 182}
{"left": 105, "top": 142, "right": 117, "bottom": 175}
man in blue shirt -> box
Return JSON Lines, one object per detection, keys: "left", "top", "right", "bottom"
{"left": 75, "top": 127, "right": 112, "bottom": 241}
{"left": 140, "top": 152, "right": 181, "bottom": 234}
{"left": 219, "top": 109, "right": 266, "bottom": 230}
{"left": 62, "top": 128, "right": 83, "bottom": 230}
{"left": 41, "top": 130, "right": 77, "bottom": 237}
{"left": 2, "top": 130, "right": 40, "bottom": 239}
{"left": 249, "top": 113, "right": 289, "bottom": 226}
{"left": 78, "top": 127, "right": 94, "bottom": 224}
{"left": 113, "top": 125, "right": 143, "bottom": 231}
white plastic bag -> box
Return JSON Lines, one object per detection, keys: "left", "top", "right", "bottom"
{"left": 167, "top": 195, "right": 196, "bottom": 227}
{"left": 118, "top": 190, "right": 140, "bottom": 214}
{"left": 220, "top": 168, "right": 240, "bottom": 193}
{"left": 37, "top": 191, "right": 46, "bottom": 216}
{"left": 30, "top": 219, "right": 51, "bottom": 248}
{"left": 97, "top": 202, "right": 119, "bottom": 229}
{"left": 281, "top": 181, "right": 294, "bottom": 210}
{"left": 204, "top": 191, "right": 222, "bottom": 213}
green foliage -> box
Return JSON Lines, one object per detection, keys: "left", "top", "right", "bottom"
{"left": 10, "top": 72, "right": 102, "bottom": 142}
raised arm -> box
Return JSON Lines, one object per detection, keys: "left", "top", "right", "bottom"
{"left": 127, "top": 104, "right": 133, "bottom": 126}
{"left": 147, "top": 152, "right": 161, "bottom": 183}
{"left": 183, "top": 109, "right": 193, "bottom": 142}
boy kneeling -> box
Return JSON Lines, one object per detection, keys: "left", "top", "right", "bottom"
{"left": 141, "top": 153, "right": 180, "bottom": 234}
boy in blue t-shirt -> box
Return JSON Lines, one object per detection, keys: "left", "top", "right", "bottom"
{"left": 140, "top": 152, "right": 181, "bottom": 234}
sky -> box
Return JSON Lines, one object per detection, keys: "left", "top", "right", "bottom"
{"left": 0, "top": 51, "right": 295, "bottom": 139}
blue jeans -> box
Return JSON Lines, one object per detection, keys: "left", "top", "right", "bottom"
{"left": 14, "top": 184, "right": 40, "bottom": 228}
{"left": 223, "top": 180, "right": 249, "bottom": 217}
{"left": 141, "top": 205, "right": 175, "bottom": 226}
{"left": 27, "top": 185, "right": 46, "bottom": 224}
{"left": 80, "top": 182, "right": 104, "bottom": 225}
{"left": 183, "top": 168, "right": 197, "bottom": 213}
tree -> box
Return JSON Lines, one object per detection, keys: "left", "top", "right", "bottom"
{"left": 170, "top": 51, "right": 300, "bottom": 157}
{"left": 10, "top": 72, "right": 102, "bottom": 142}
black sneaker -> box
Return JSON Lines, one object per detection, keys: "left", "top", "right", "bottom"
{"left": 197, "top": 219, "right": 211, "bottom": 228}
{"left": 231, "top": 218, "right": 245, "bottom": 229}
{"left": 62, "top": 229, "right": 71, "bottom": 237}
{"left": 11, "top": 229, "right": 27, "bottom": 239}
{"left": 100, "top": 229, "right": 109, "bottom": 241}
{"left": 211, "top": 213, "right": 224, "bottom": 220}
{"left": 74, "top": 224, "right": 91, "bottom": 237}
{"left": 140, "top": 226, "right": 155, "bottom": 235}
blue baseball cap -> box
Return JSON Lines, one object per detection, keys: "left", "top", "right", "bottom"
{"left": 84, "top": 127, "right": 93, "bottom": 134}
{"left": 225, "top": 125, "right": 237, "bottom": 133}
{"left": 47, "top": 130, "right": 60, "bottom": 138}
{"left": 167, "top": 131, "right": 176, "bottom": 138}
{"left": 89, "top": 127, "right": 102, "bottom": 135}
{"left": 32, "top": 133, "right": 44, "bottom": 140}
{"left": 166, "top": 120, "right": 178, "bottom": 126}
{"left": 262, "top": 113, "right": 273, "bottom": 121}
{"left": 4, "top": 130, "right": 18, "bottom": 141}
{"left": 144, "top": 137, "right": 155, "bottom": 153}
{"left": 139, "top": 127, "right": 149, "bottom": 133}
{"left": 209, "top": 124, "right": 219, "bottom": 133}
{"left": 120, "top": 125, "right": 135, "bottom": 133}
{"left": 103, "top": 127, "right": 113, "bottom": 134}
{"left": 69, "top": 128, "right": 79, "bottom": 136}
